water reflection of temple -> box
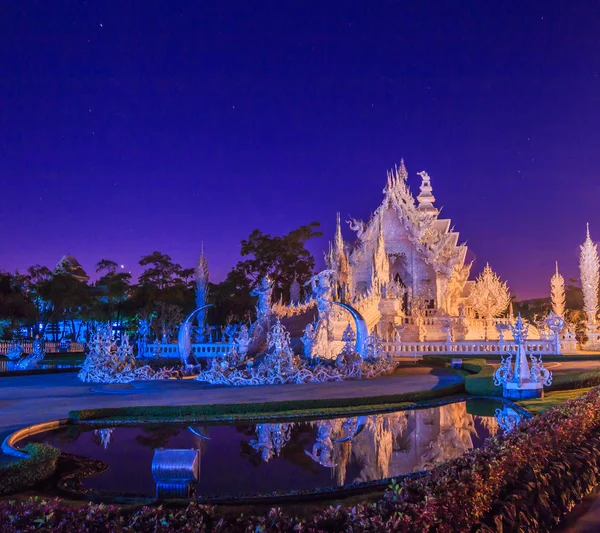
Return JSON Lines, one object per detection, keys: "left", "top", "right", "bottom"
{"left": 245, "top": 403, "right": 499, "bottom": 486}
{"left": 327, "top": 403, "right": 499, "bottom": 484}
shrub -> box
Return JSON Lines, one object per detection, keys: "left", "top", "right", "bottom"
{"left": 0, "top": 443, "right": 60, "bottom": 496}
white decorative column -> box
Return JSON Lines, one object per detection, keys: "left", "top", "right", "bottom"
{"left": 493, "top": 315, "right": 552, "bottom": 399}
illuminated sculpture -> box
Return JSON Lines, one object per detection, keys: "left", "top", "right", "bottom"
{"left": 79, "top": 324, "right": 173, "bottom": 383}
{"left": 300, "top": 320, "right": 318, "bottom": 359}
{"left": 468, "top": 264, "right": 511, "bottom": 340}
{"left": 137, "top": 318, "right": 151, "bottom": 357}
{"left": 550, "top": 262, "right": 566, "bottom": 318}
{"left": 15, "top": 337, "right": 45, "bottom": 370}
{"left": 545, "top": 311, "right": 566, "bottom": 354}
{"left": 248, "top": 276, "right": 273, "bottom": 351}
{"left": 305, "top": 269, "right": 336, "bottom": 358}
{"left": 177, "top": 304, "right": 213, "bottom": 365}
{"left": 580, "top": 224, "right": 600, "bottom": 347}
{"left": 5, "top": 341, "right": 23, "bottom": 361}
{"left": 493, "top": 315, "right": 552, "bottom": 399}
{"left": 196, "top": 318, "right": 394, "bottom": 386}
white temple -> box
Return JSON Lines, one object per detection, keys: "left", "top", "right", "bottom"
{"left": 325, "top": 161, "right": 515, "bottom": 343}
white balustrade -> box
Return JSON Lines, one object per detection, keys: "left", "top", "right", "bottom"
{"left": 383, "top": 339, "right": 558, "bottom": 358}
{"left": 142, "top": 342, "right": 232, "bottom": 358}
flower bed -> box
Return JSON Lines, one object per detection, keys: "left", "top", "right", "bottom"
{"left": 5, "top": 388, "right": 600, "bottom": 531}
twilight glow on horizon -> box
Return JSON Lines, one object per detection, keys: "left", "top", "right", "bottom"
{"left": 1, "top": 2, "right": 599, "bottom": 299}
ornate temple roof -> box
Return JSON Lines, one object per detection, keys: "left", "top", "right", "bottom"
{"left": 55, "top": 255, "right": 90, "bottom": 281}
{"left": 346, "top": 160, "right": 468, "bottom": 278}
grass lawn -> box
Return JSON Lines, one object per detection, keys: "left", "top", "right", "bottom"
{"left": 518, "top": 387, "right": 594, "bottom": 415}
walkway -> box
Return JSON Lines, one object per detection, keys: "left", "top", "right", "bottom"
{"left": 0, "top": 365, "right": 459, "bottom": 443}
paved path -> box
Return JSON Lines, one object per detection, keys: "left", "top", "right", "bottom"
{"left": 0, "top": 365, "right": 459, "bottom": 442}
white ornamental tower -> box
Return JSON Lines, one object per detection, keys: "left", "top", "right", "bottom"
{"left": 550, "top": 261, "right": 566, "bottom": 318}
{"left": 580, "top": 223, "right": 600, "bottom": 345}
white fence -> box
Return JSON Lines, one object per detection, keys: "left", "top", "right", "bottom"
{"left": 141, "top": 343, "right": 232, "bottom": 359}
{"left": 383, "top": 339, "right": 558, "bottom": 358}
{"left": 0, "top": 341, "right": 85, "bottom": 355}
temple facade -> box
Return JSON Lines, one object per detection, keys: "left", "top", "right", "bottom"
{"left": 326, "top": 161, "right": 509, "bottom": 342}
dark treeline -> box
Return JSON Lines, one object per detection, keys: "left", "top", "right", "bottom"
{"left": 0, "top": 223, "right": 323, "bottom": 341}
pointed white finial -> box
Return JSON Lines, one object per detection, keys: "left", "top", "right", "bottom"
{"left": 416, "top": 170, "right": 438, "bottom": 214}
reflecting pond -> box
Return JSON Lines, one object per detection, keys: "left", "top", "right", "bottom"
{"left": 23, "top": 399, "right": 511, "bottom": 499}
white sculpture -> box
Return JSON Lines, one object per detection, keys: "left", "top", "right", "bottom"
{"left": 493, "top": 315, "right": 552, "bottom": 399}
{"left": 468, "top": 263, "right": 511, "bottom": 340}
{"left": 5, "top": 341, "right": 23, "bottom": 361}
{"left": 247, "top": 276, "right": 273, "bottom": 351}
{"left": 15, "top": 337, "right": 45, "bottom": 370}
{"left": 550, "top": 261, "right": 566, "bottom": 318}
{"left": 545, "top": 311, "right": 565, "bottom": 354}
{"left": 79, "top": 324, "right": 174, "bottom": 383}
{"left": 580, "top": 224, "right": 600, "bottom": 346}
{"left": 196, "top": 319, "right": 395, "bottom": 386}
{"left": 300, "top": 321, "right": 318, "bottom": 359}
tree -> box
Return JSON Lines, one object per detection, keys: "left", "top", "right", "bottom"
{"left": 233, "top": 222, "right": 322, "bottom": 301}
{"left": 0, "top": 271, "right": 37, "bottom": 337}
{"left": 94, "top": 259, "right": 131, "bottom": 324}
{"left": 37, "top": 272, "right": 92, "bottom": 341}
{"left": 131, "top": 252, "right": 195, "bottom": 340}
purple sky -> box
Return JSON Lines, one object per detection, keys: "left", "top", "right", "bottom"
{"left": 1, "top": 2, "right": 599, "bottom": 299}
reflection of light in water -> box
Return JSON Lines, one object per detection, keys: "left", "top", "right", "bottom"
{"left": 250, "top": 423, "right": 293, "bottom": 462}
{"left": 151, "top": 448, "right": 199, "bottom": 499}
{"left": 494, "top": 407, "right": 521, "bottom": 433}
{"left": 305, "top": 420, "right": 336, "bottom": 468}
{"left": 93, "top": 428, "right": 113, "bottom": 450}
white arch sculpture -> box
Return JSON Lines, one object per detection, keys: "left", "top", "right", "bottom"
{"left": 177, "top": 304, "right": 213, "bottom": 365}
{"left": 332, "top": 301, "right": 369, "bottom": 358}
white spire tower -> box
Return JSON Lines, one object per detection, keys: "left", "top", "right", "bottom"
{"left": 195, "top": 244, "right": 210, "bottom": 335}
{"left": 579, "top": 223, "right": 599, "bottom": 326}
{"left": 550, "top": 261, "right": 566, "bottom": 318}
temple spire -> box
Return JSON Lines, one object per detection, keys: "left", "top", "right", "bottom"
{"left": 398, "top": 158, "right": 408, "bottom": 181}
{"left": 416, "top": 170, "right": 438, "bottom": 214}
{"left": 334, "top": 212, "right": 344, "bottom": 256}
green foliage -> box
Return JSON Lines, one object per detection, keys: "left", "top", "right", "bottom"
{"left": 0, "top": 443, "right": 60, "bottom": 496}
{"left": 93, "top": 259, "right": 131, "bottom": 323}
{"left": 211, "top": 222, "right": 323, "bottom": 323}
